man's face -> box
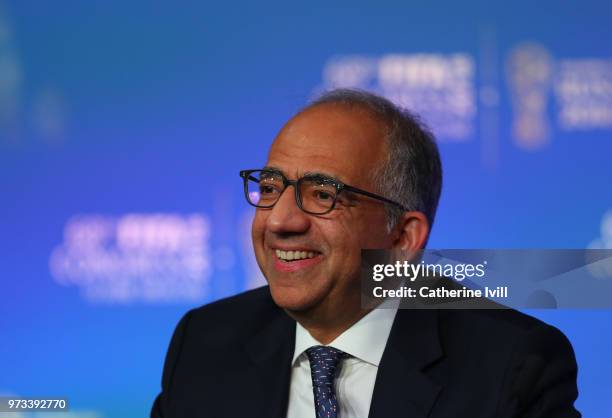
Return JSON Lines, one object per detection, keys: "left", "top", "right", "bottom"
{"left": 251, "top": 104, "right": 395, "bottom": 316}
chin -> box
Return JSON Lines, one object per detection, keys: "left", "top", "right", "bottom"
{"left": 268, "top": 283, "right": 320, "bottom": 313}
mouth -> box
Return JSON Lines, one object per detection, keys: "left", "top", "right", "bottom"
{"left": 272, "top": 248, "right": 322, "bottom": 272}
{"left": 275, "top": 249, "right": 318, "bottom": 262}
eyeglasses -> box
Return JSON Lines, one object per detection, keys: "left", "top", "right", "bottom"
{"left": 239, "top": 169, "right": 408, "bottom": 215}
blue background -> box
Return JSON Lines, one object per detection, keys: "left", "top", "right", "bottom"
{"left": 1, "top": 1, "right": 611, "bottom": 417}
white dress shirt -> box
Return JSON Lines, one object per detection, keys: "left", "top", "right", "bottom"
{"left": 287, "top": 306, "right": 398, "bottom": 418}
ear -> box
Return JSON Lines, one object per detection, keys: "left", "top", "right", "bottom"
{"left": 391, "top": 211, "right": 430, "bottom": 251}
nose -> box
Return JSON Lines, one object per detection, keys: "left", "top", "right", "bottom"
{"left": 265, "top": 185, "right": 311, "bottom": 235}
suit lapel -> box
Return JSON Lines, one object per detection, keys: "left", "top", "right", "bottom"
{"left": 369, "top": 309, "right": 443, "bottom": 418}
{"left": 243, "top": 308, "right": 296, "bottom": 418}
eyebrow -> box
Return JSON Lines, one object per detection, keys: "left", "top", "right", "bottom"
{"left": 303, "top": 171, "right": 342, "bottom": 181}
{"left": 262, "top": 166, "right": 284, "bottom": 175}
{"left": 262, "top": 166, "right": 343, "bottom": 182}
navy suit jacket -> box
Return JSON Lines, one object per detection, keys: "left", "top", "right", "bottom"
{"left": 151, "top": 286, "right": 580, "bottom": 418}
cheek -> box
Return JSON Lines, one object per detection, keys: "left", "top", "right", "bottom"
{"left": 251, "top": 213, "right": 269, "bottom": 274}
{"left": 323, "top": 218, "right": 363, "bottom": 256}
{"left": 251, "top": 212, "right": 266, "bottom": 250}
{"left": 362, "top": 225, "right": 392, "bottom": 248}
{"left": 349, "top": 211, "right": 391, "bottom": 249}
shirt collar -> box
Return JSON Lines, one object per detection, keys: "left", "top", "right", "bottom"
{"left": 292, "top": 305, "right": 398, "bottom": 367}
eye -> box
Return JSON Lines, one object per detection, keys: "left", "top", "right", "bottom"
{"left": 314, "top": 190, "right": 335, "bottom": 201}
{"left": 259, "top": 183, "right": 280, "bottom": 195}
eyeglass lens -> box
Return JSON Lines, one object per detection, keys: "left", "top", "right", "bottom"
{"left": 244, "top": 170, "right": 339, "bottom": 214}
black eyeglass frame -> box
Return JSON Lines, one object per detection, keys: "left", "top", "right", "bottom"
{"left": 239, "top": 169, "right": 408, "bottom": 215}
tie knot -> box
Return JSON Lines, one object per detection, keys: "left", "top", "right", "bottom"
{"left": 306, "top": 345, "right": 347, "bottom": 383}
{"left": 306, "top": 345, "right": 347, "bottom": 360}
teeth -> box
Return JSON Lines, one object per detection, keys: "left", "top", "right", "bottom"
{"left": 275, "top": 249, "right": 317, "bottom": 261}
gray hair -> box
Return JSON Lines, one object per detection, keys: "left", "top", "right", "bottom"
{"left": 304, "top": 89, "right": 443, "bottom": 231}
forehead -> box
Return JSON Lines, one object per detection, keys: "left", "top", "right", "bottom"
{"left": 267, "top": 104, "right": 388, "bottom": 186}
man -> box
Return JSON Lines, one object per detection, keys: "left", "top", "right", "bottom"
{"left": 151, "top": 89, "right": 580, "bottom": 417}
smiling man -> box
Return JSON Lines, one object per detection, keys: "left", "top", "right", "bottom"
{"left": 152, "top": 89, "right": 580, "bottom": 418}
{"left": 248, "top": 99, "right": 428, "bottom": 346}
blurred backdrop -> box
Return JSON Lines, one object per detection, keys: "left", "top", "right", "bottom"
{"left": 1, "top": 1, "right": 611, "bottom": 417}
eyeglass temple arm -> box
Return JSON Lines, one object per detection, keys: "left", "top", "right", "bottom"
{"left": 342, "top": 184, "right": 409, "bottom": 211}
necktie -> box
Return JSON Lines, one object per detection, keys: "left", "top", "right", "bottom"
{"left": 305, "top": 345, "right": 348, "bottom": 418}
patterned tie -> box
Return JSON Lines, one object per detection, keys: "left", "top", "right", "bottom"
{"left": 305, "top": 345, "right": 348, "bottom": 418}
